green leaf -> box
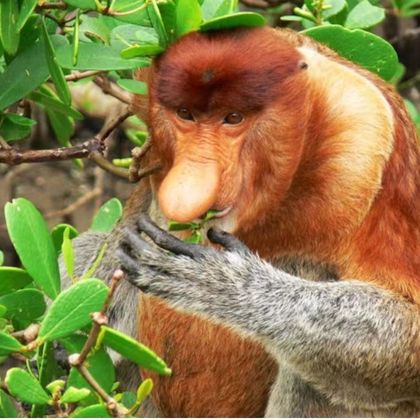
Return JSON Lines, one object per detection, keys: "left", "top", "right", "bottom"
{"left": 201, "top": 0, "right": 236, "bottom": 20}
{"left": 56, "top": 42, "right": 150, "bottom": 70}
{"left": 51, "top": 224, "right": 79, "bottom": 255}
{"left": 62, "top": 227, "right": 75, "bottom": 280}
{"left": 6, "top": 368, "right": 51, "bottom": 405}
{"left": 0, "top": 40, "right": 48, "bottom": 111}
{"left": 323, "top": 0, "right": 347, "bottom": 19}
{"left": 109, "top": 0, "right": 150, "bottom": 25}
{"left": 61, "top": 386, "right": 91, "bottom": 403}
{"left": 110, "top": 24, "right": 158, "bottom": 49}
{"left": 28, "top": 90, "right": 83, "bottom": 120}
{"left": 62, "top": 334, "right": 115, "bottom": 395}
{"left": 37, "top": 343, "right": 64, "bottom": 389}
{"left": 0, "top": 251, "right": 3, "bottom": 266}
{"left": 17, "top": 0, "right": 38, "bottom": 30}
{"left": 41, "top": 18, "right": 72, "bottom": 106}
{"left": 71, "top": 404, "right": 111, "bottom": 418}
{"left": 5, "top": 198, "right": 60, "bottom": 299}
{"left": 176, "top": 0, "right": 202, "bottom": 38}
{"left": 200, "top": 12, "right": 265, "bottom": 32}
{"left": 90, "top": 198, "right": 123, "bottom": 232}
{"left": 0, "top": 289, "right": 46, "bottom": 322}
{"left": 0, "top": 389, "right": 18, "bottom": 418}
{"left": 0, "top": 267, "right": 33, "bottom": 295}
{"left": 0, "top": 113, "right": 37, "bottom": 142}
{"left": 345, "top": 0, "right": 385, "bottom": 29}
{"left": 168, "top": 221, "right": 195, "bottom": 231}
{"left": 120, "top": 44, "right": 164, "bottom": 58}
{"left": 0, "top": 332, "right": 24, "bottom": 355}
{"left": 0, "top": 0, "right": 20, "bottom": 56}
{"left": 101, "top": 326, "right": 171, "bottom": 376}
{"left": 38, "top": 279, "right": 108, "bottom": 342}
{"left": 303, "top": 25, "right": 399, "bottom": 81}
{"left": 136, "top": 378, "right": 153, "bottom": 405}
{"left": 65, "top": 0, "right": 97, "bottom": 9}
{"left": 73, "top": 9, "right": 81, "bottom": 65}
{"left": 147, "top": 1, "right": 169, "bottom": 48}
{"left": 117, "top": 79, "right": 148, "bottom": 94}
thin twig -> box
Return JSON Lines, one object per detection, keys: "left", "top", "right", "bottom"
{"left": 36, "top": 2, "right": 67, "bottom": 10}
{"left": 89, "top": 151, "right": 130, "bottom": 179}
{"left": 44, "top": 188, "right": 102, "bottom": 219}
{"left": 93, "top": 76, "right": 132, "bottom": 104}
{"left": 65, "top": 70, "right": 104, "bottom": 82}
{"left": 68, "top": 270, "right": 126, "bottom": 417}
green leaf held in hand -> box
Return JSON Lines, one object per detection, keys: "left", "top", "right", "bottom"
{"left": 38, "top": 279, "right": 109, "bottom": 342}
{"left": 0, "top": 267, "right": 32, "bottom": 295}
{"left": 6, "top": 368, "right": 51, "bottom": 405}
{"left": 100, "top": 326, "right": 172, "bottom": 376}
{"left": 5, "top": 198, "right": 60, "bottom": 299}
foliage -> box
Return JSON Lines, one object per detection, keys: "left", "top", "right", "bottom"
{"left": 0, "top": 197, "right": 166, "bottom": 417}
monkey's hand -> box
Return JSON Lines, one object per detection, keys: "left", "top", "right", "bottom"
{"left": 117, "top": 213, "right": 255, "bottom": 319}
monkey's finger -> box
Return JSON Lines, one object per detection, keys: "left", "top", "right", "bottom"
{"left": 207, "top": 228, "right": 249, "bottom": 254}
{"left": 116, "top": 248, "right": 141, "bottom": 275}
{"left": 121, "top": 227, "right": 154, "bottom": 254}
{"left": 137, "top": 213, "right": 208, "bottom": 259}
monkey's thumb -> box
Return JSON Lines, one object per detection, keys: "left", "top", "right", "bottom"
{"left": 158, "top": 160, "right": 220, "bottom": 223}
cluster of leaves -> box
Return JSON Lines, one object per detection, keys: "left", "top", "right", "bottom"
{"left": 0, "top": 197, "right": 172, "bottom": 417}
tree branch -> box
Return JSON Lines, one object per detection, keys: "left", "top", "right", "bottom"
{"left": 93, "top": 76, "right": 132, "bottom": 104}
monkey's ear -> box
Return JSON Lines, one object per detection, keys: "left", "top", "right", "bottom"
{"left": 207, "top": 229, "right": 250, "bottom": 254}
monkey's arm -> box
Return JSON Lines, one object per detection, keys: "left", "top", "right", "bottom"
{"left": 118, "top": 216, "right": 420, "bottom": 411}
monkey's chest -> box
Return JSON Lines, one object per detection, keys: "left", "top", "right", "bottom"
{"left": 137, "top": 294, "right": 277, "bottom": 418}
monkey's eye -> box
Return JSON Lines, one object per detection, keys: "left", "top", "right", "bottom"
{"left": 176, "top": 108, "right": 194, "bottom": 121}
{"left": 223, "top": 112, "right": 244, "bottom": 125}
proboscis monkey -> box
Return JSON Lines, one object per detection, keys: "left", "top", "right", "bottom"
{"left": 66, "top": 27, "right": 420, "bottom": 417}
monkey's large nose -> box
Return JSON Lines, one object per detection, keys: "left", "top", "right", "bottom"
{"left": 158, "top": 160, "right": 220, "bottom": 223}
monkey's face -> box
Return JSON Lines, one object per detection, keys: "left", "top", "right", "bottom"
{"left": 149, "top": 28, "right": 309, "bottom": 233}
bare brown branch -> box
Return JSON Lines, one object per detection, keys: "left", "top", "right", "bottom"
{"left": 93, "top": 76, "right": 132, "bottom": 105}
{"left": 65, "top": 70, "right": 104, "bottom": 82}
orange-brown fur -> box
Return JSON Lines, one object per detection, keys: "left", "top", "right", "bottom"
{"left": 133, "top": 27, "right": 420, "bottom": 417}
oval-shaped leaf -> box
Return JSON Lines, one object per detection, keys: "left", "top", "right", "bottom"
{"left": 0, "top": 389, "right": 18, "bottom": 418}
{"left": 0, "top": 267, "right": 32, "bottom": 295}
{"left": 38, "top": 279, "right": 109, "bottom": 342}
{"left": 0, "top": 332, "right": 24, "bottom": 355}
{"left": 0, "top": 113, "right": 37, "bottom": 142}
{"left": 90, "top": 198, "right": 123, "bottom": 232}
{"left": 345, "top": 0, "right": 385, "bottom": 29}
{"left": 0, "top": 40, "right": 48, "bottom": 110}
{"left": 108, "top": 0, "right": 150, "bottom": 25}
{"left": 201, "top": 0, "right": 236, "bottom": 20}
{"left": 0, "top": 0, "right": 20, "bottom": 56}
{"left": 176, "top": 0, "right": 202, "bottom": 38}
{"left": 136, "top": 378, "right": 153, "bottom": 405}
{"left": 51, "top": 224, "right": 79, "bottom": 255}
{"left": 117, "top": 79, "right": 148, "bottom": 94}
{"left": 0, "top": 289, "right": 46, "bottom": 321}
{"left": 6, "top": 368, "right": 51, "bottom": 405}
{"left": 303, "top": 25, "right": 399, "bottom": 81}
{"left": 41, "top": 18, "right": 72, "bottom": 106}
{"left": 56, "top": 43, "right": 150, "bottom": 70}
{"left": 200, "top": 12, "right": 265, "bottom": 31}
{"left": 5, "top": 198, "right": 60, "bottom": 299}
{"left": 71, "top": 404, "right": 111, "bottom": 418}
{"left": 100, "top": 326, "right": 171, "bottom": 376}
{"left": 61, "top": 386, "right": 91, "bottom": 403}
{"left": 120, "top": 44, "right": 164, "bottom": 58}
